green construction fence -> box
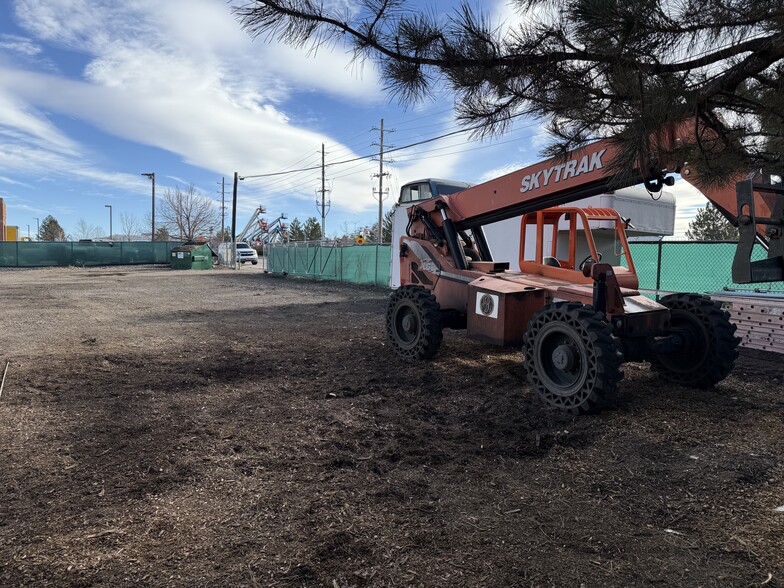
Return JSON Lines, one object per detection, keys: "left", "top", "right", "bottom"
{"left": 0, "top": 241, "right": 180, "bottom": 268}
{"left": 268, "top": 243, "right": 390, "bottom": 287}
{"left": 269, "top": 240, "right": 783, "bottom": 294}
{"left": 625, "top": 240, "right": 784, "bottom": 294}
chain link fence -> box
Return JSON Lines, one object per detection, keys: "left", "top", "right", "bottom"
{"left": 627, "top": 239, "right": 784, "bottom": 295}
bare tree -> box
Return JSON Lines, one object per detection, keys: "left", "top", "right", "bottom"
{"left": 119, "top": 212, "right": 141, "bottom": 241}
{"left": 340, "top": 220, "right": 358, "bottom": 238}
{"left": 74, "top": 218, "right": 104, "bottom": 240}
{"left": 236, "top": 0, "right": 784, "bottom": 186}
{"left": 157, "top": 184, "right": 219, "bottom": 241}
{"left": 74, "top": 218, "right": 91, "bottom": 240}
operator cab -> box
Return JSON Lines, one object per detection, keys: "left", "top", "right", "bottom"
{"left": 399, "top": 179, "right": 471, "bottom": 204}
{"left": 399, "top": 178, "right": 491, "bottom": 266}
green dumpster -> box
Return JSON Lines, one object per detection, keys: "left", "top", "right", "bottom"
{"left": 170, "top": 243, "right": 213, "bottom": 270}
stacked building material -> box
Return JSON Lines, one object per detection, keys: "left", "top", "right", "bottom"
{"left": 711, "top": 292, "right": 784, "bottom": 354}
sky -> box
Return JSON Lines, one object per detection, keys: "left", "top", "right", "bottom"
{"left": 0, "top": 0, "right": 709, "bottom": 240}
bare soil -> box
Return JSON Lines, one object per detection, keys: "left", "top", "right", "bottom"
{"left": 1, "top": 265, "right": 783, "bottom": 587}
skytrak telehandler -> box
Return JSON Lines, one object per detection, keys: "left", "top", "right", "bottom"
{"left": 386, "top": 126, "right": 784, "bottom": 414}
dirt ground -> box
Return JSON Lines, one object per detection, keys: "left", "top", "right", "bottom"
{"left": 1, "top": 265, "right": 783, "bottom": 588}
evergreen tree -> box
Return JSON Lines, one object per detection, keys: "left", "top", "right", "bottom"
{"left": 370, "top": 209, "right": 395, "bottom": 243}
{"left": 302, "top": 216, "right": 322, "bottom": 241}
{"left": 237, "top": 1, "right": 784, "bottom": 186}
{"left": 288, "top": 217, "right": 304, "bottom": 241}
{"left": 39, "top": 215, "right": 65, "bottom": 241}
{"left": 686, "top": 204, "right": 739, "bottom": 241}
{"left": 154, "top": 226, "right": 171, "bottom": 242}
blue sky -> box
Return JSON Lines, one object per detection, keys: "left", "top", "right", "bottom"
{"left": 0, "top": 0, "right": 705, "bottom": 240}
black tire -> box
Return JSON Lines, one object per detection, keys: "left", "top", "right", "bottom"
{"left": 651, "top": 293, "right": 739, "bottom": 388}
{"left": 524, "top": 302, "right": 624, "bottom": 414}
{"left": 386, "top": 285, "right": 443, "bottom": 359}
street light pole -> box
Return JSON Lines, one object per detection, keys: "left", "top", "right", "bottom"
{"left": 141, "top": 173, "right": 155, "bottom": 241}
{"left": 34, "top": 217, "right": 39, "bottom": 240}
{"left": 104, "top": 205, "right": 113, "bottom": 240}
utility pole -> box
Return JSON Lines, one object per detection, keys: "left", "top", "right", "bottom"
{"left": 34, "top": 217, "right": 39, "bottom": 240}
{"left": 218, "top": 176, "right": 226, "bottom": 242}
{"left": 372, "top": 118, "right": 393, "bottom": 285}
{"left": 316, "top": 143, "right": 331, "bottom": 241}
{"left": 141, "top": 172, "right": 155, "bottom": 241}
{"left": 232, "top": 172, "right": 239, "bottom": 268}
{"left": 104, "top": 204, "right": 113, "bottom": 240}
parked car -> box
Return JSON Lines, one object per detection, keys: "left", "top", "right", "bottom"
{"left": 217, "top": 242, "right": 258, "bottom": 265}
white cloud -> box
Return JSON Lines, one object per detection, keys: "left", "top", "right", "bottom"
{"left": 0, "top": 89, "right": 79, "bottom": 155}
{"left": 4, "top": 200, "right": 51, "bottom": 215}
{"left": 0, "top": 34, "right": 42, "bottom": 56}
{"left": 477, "top": 163, "right": 525, "bottom": 184}
{"left": 0, "top": 137, "right": 150, "bottom": 194}
{"left": 0, "top": 175, "right": 32, "bottom": 187}
{"left": 491, "top": 0, "right": 526, "bottom": 37}
{"left": 3, "top": 0, "right": 539, "bottom": 232}
{"left": 13, "top": 0, "right": 111, "bottom": 52}
{"left": 13, "top": 0, "right": 381, "bottom": 103}
{"left": 0, "top": 0, "right": 393, "bottom": 218}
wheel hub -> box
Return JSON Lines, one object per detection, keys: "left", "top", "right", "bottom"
{"left": 401, "top": 314, "right": 416, "bottom": 334}
{"left": 552, "top": 344, "right": 577, "bottom": 371}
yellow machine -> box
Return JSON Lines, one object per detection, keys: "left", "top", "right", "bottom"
{"left": 5, "top": 226, "right": 18, "bottom": 241}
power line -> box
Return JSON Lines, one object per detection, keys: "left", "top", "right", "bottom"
{"left": 392, "top": 130, "right": 535, "bottom": 163}
{"left": 383, "top": 106, "right": 456, "bottom": 127}
{"left": 322, "top": 109, "right": 465, "bottom": 158}
{"left": 240, "top": 114, "right": 528, "bottom": 181}
{"left": 329, "top": 160, "right": 377, "bottom": 181}
{"left": 248, "top": 165, "right": 320, "bottom": 190}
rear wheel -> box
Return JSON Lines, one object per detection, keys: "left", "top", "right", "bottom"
{"left": 524, "top": 302, "right": 623, "bottom": 414}
{"left": 651, "top": 293, "right": 739, "bottom": 388}
{"left": 386, "top": 286, "right": 443, "bottom": 359}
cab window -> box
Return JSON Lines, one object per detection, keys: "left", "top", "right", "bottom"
{"left": 400, "top": 182, "right": 433, "bottom": 203}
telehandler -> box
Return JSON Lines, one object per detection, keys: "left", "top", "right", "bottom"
{"left": 386, "top": 125, "right": 784, "bottom": 413}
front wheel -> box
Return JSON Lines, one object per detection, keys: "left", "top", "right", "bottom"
{"left": 524, "top": 302, "right": 624, "bottom": 414}
{"left": 386, "top": 286, "right": 443, "bottom": 359}
{"left": 651, "top": 293, "right": 739, "bottom": 388}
